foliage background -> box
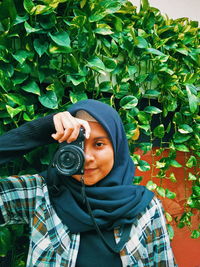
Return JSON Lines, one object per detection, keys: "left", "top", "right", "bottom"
{"left": 0, "top": 0, "right": 199, "bottom": 265}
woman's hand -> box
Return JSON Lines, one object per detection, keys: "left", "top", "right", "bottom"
{"left": 52, "top": 111, "right": 91, "bottom": 143}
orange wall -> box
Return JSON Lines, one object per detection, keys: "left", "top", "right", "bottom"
{"left": 135, "top": 148, "right": 200, "bottom": 267}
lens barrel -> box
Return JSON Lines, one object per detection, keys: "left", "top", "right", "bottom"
{"left": 53, "top": 144, "right": 84, "bottom": 176}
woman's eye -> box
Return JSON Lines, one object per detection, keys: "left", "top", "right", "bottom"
{"left": 95, "top": 142, "right": 104, "bottom": 147}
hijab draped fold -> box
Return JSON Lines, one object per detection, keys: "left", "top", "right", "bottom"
{"left": 47, "top": 99, "right": 154, "bottom": 233}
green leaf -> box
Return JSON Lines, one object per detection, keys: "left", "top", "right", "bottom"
{"left": 94, "top": 24, "right": 114, "bottom": 35}
{"left": 186, "top": 85, "right": 199, "bottom": 113}
{"left": 0, "top": 63, "right": 14, "bottom": 77}
{"left": 173, "top": 132, "right": 191, "bottom": 143}
{"left": 166, "top": 189, "right": 176, "bottom": 199}
{"left": 156, "top": 161, "right": 166, "bottom": 169}
{"left": 23, "top": 0, "right": 35, "bottom": 14}
{"left": 135, "top": 36, "right": 148, "bottom": 48}
{"left": 166, "top": 122, "right": 171, "bottom": 134}
{"left": 133, "top": 176, "right": 143, "bottom": 184}
{"left": 38, "top": 91, "right": 58, "bottom": 109}
{"left": 187, "top": 197, "right": 200, "bottom": 209}
{"left": 49, "top": 31, "right": 71, "bottom": 48}
{"left": 87, "top": 56, "right": 106, "bottom": 71}
{"left": 186, "top": 155, "right": 197, "bottom": 168}
{"left": 184, "top": 74, "right": 198, "bottom": 85}
{"left": 137, "top": 160, "right": 150, "bottom": 171}
{"left": 104, "top": 1, "right": 123, "bottom": 13}
{"left": 6, "top": 105, "right": 25, "bottom": 118}
{"left": 111, "top": 39, "right": 118, "bottom": 55}
{"left": 71, "top": 15, "right": 86, "bottom": 27}
{"left": 18, "top": 63, "right": 32, "bottom": 74}
{"left": 125, "top": 123, "right": 137, "bottom": 139}
{"left": 68, "top": 75, "right": 85, "bottom": 86}
{"left": 176, "top": 48, "right": 189, "bottom": 56}
{"left": 191, "top": 230, "right": 200, "bottom": 239}
{"left": 46, "top": 81, "right": 64, "bottom": 100}
{"left": 153, "top": 124, "right": 165, "bottom": 138}
{"left": 165, "top": 212, "right": 173, "bottom": 222}
{"left": 173, "top": 112, "right": 183, "bottom": 124}
{"left": 13, "top": 14, "right": 29, "bottom": 25}
{"left": 4, "top": 93, "right": 27, "bottom": 105}
{"left": 144, "top": 106, "right": 162, "bottom": 114}
{"left": 167, "top": 224, "right": 174, "bottom": 240}
{"left": 114, "top": 16, "right": 123, "bottom": 32}
{"left": 13, "top": 72, "right": 28, "bottom": 85}
{"left": 156, "top": 186, "right": 165, "bottom": 197}
{"left": 104, "top": 58, "right": 117, "bottom": 71}
{"left": 188, "top": 173, "right": 197, "bottom": 181}
{"left": 12, "top": 50, "right": 33, "bottom": 64}
{"left": 22, "top": 81, "right": 41, "bottom": 95}
{"left": 120, "top": 96, "right": 138, "bottom": 109}
{"left": 0, "top": 226, "right": 12, "bottom": 257}
{"left": 33, "top": 39, "right": 48, "bottom": 57}
{"left": 23, "top": 113, "right": 32, "bottom": 121}
{"left": 174, "top": 144, "right": 190, "bottom": 152}
{"left": 24, "top": 21, "right": 41, "bottom": 34}
{"left": 32, "top": 5, "right": 52, "bottom": 15}
{"left": 40, "top": 13, "right": 56, "bottom": 29}
{"left": 115, "top": 83, "right": 129, "bottom": 98}
{"left": 135, "top": 74, "right": 148, "bottom": 84}
{"left": 69, "top": 91, "right": 88, "bottom": 103}
{"left": 192, "top": 186, "right": 200, "bottom": 196}
{"left": 127, "top": 65, "right": 137, "bottom": 76}
{"left": 144, "top": 90, "right": 161, "bottom": 98}
{"left": 49, "top": 44, "right": 71, "bottom": 54}
{"left": 99, "top": 81, "right": 112, "bottom": 92}
{"left": 137, "top": 111, "right": 151, "bottom": 124}
{"left": 178, "top": 124, "right": 193, "bottom": 134}
{"left": 178, "top": 222, "right": 185, "bottom": 229}
{"left": 146, "top": 48, "right": 165, "bottom": 56}
{"left": 159, "top": 66, "right": 174, "bottom": 75}
{"left": 169, "top": 159, "right": 182, "bottom": 168}
{"left": 138, "top": 142, "right": 152, "bottom": 153}
{"left": 89, "top": 11, "right": 107, "bottom": 22}
{"left": 146, "top": 180, "right": 157, "bottom": 190}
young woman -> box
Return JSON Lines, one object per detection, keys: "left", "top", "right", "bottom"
{"left": 0, "top": 99, "right": 177, "bottom": 266}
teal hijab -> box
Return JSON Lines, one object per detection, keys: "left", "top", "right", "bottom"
{"left": 48, "top": 99, "right": 154, "bottom": 233}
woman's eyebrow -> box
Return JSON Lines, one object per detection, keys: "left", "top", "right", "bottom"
{"left": 93, "top": 136, "right": 109, "bottom": 140}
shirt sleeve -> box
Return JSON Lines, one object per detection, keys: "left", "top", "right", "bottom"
{"left": 0, "top": 114, "right": 56, "bottom": 165}
{"left": 147, "top": 197, "right": 177, "bottom": 266}
{"left": 0, "top": 175, "right": 43, "bottom": 225}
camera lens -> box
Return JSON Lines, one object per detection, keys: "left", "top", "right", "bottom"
{"left": 54, "top": 145, "right": 84, "bottom": 176}
{"left": 59, "top": 151, "right": 77, "bottom": 169}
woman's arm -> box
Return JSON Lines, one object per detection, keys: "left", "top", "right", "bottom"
{"left": 0, "top": 111, "right": 91, "bottom": 165}
{"left": 0, "top": 114, "right": 56, "bottom": 165}
{"left": 147, "top": 197, "right": 177, "bottom": 266}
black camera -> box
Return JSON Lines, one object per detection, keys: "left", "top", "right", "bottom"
{"left": 52, "top": 128, "right": 85, "bottom": 176}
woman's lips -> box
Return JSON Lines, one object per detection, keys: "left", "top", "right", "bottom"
{"left": 84, "top": 168, "right": 97, "bottom": 174}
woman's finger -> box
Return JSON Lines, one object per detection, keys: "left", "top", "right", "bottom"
{"left": 52, "top": 113, "right": 65, "bottom": 140}
{"left": 52, "top": 111, "right": 91, "bottom": 143}
{"left": 59, "top": 115, "right": 80, "bottom": 143}
{"left": 76, "top": 118, "right": 91, "bottom": 139}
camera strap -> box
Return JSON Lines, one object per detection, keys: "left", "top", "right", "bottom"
{"left": 80, "top": 177, "right": 131, "bottom": 254}
{"left": 46, "top": 156, "right": 64, "bottom": 197}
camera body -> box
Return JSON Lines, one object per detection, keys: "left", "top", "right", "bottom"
{"left": 53, "top": 128, "right": 85, "bottom": 176}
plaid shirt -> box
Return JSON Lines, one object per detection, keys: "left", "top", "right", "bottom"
{"left": 0, "top": 174, "right": 177, "bottom": 267}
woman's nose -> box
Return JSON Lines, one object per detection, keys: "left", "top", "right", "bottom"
{"left": 84, "top": 147, "right": 94, "bottom": 162}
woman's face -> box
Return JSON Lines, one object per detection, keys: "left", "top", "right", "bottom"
{"left": 72, "top": 121, "right": 114, "bottom": 186}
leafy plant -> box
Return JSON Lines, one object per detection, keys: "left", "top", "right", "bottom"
{"left": 0, "top": 0, "right": 199, "bottom": 264}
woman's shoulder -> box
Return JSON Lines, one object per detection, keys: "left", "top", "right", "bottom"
{"left": 0, "top": 173, "right": 46, "bottom": 189}
{"left": 134, "top": 196, "right": 164, "bottom": 225}
{"left": 147, "top": 195, "right": 163, "bottom": 211}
